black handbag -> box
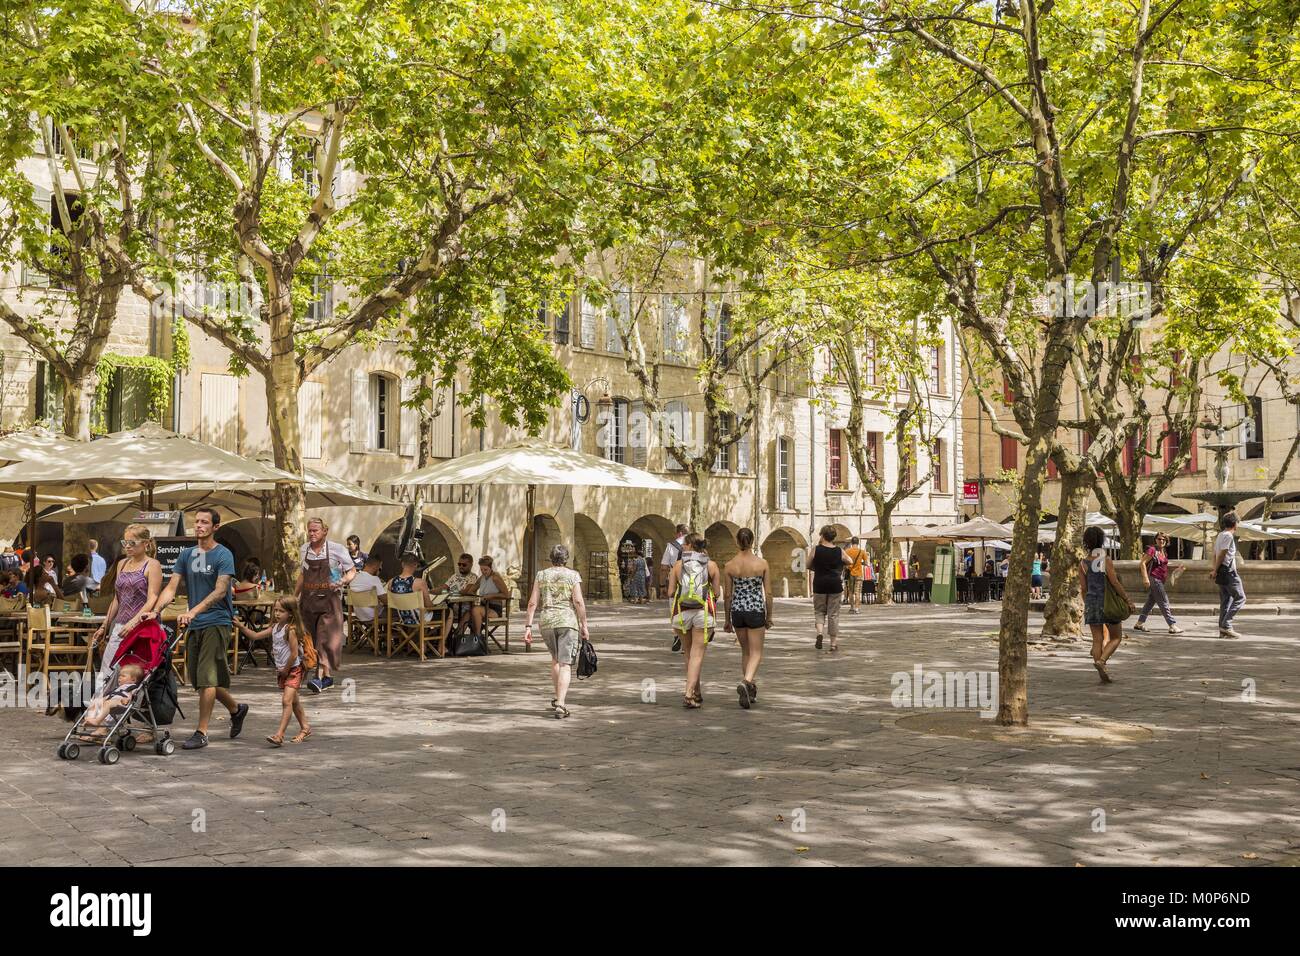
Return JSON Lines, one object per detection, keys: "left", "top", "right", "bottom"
{"left": 451, "top": 631, "right": 488, "bottom": 657}
{"left": 576, "top": 638, "right": 598, "bottom": 680}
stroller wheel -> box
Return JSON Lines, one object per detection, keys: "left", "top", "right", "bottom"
{"left": 56, "top": 743, "right": 68, "bottom": 760}
{"left": 121, "top": 734, "right": 137, "bottom": 752}
{"left": 155, "top": 738, "right": 175, "bottom": 756}
{"left": 64, "top": 743, "right": 80, "bottom": 761}
{"left": 99, "top": 747, "right": 120, "bottom": 765}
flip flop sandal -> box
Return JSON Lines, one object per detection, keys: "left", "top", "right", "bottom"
{"left": 266, "top": 735, "right": 284, "bottom": 748}
{"left": 291, "top": 729, "right": 313, "bottom": 743}
{"left": 683, "top": 695, "right": 701, "bottom": 709}
{"left": 553, "top": 705, "right": 571, "bottom": 719}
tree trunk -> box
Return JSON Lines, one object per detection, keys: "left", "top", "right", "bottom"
{"left": 872, "top": 502, "right": 896, "bottom": 606}
{"left": 1113, "top": 504, "right": 1143, "bottom": 559}
{"left": 997, "top": 436, "right": 1050, "bottom": 726}
{"left": 61, "top": 367, "right": 97, "bottom": 442}
{"left": 1041, "top": 468, "right": 1089, "bottom": 639}
{"left": 686, "top": 464, "right": 703, "bottom": 532}
{"left": 265, "top": 308, "right": 305, "bottom": 592}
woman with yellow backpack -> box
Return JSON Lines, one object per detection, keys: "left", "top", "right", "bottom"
{"left": 668, "top": 533, "right": 723, "bottom": 710}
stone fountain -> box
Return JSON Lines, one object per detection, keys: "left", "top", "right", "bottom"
{"left": 1172, "top": 426, "right": 1275, "bottom": 520}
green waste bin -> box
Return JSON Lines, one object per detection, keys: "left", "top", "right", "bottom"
{"left": 931, "top": 545, "right": 956, "bottom": 604}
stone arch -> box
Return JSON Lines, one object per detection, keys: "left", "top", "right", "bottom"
{"left": 370, "top": 512, "right": 465, "bottom": 581}
{"left": 573, "top": 513, "right": 613, "bottom": 601}
{"left": 522, "top": 513, "right": 566, "bottom": 587}
{"left": 761, "top": 525, "right": 809, "bottom": 598}
{"left": 703, "top": 519, "right": 741, "bottom": 569}
{"left": 619, "top": 513, "right": 679, "bottom": 599}
{"left": 214, "top": 517, "right": 272, "bottom": 578}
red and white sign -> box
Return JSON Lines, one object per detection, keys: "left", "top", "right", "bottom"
{"left": 962, "top": 481, "right": 981, "bottom": 506}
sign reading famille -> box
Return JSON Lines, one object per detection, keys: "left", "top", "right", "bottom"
{"left": 154, "top": 537, "right": 198, "bottom": 576}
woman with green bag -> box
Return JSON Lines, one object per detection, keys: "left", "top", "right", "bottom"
{"left": 1079, "top": 526, "right": 1135, "bottom": 684}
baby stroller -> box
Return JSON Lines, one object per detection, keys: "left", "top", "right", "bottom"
{"left": 57, "top": 620, "right": 182, "bottom": 764}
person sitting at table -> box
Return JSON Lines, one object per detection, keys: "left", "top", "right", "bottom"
{"left": 469, "top": 555, "right": 508, "bottom": 637}
{"left": 233, "top": 560, "right": 262, "bottom": 599}
{"left": 389, "top": 551, "right": 435, "bottom": 626}
{"left": 434, "top": 553, "right": 479, "bottom": 642}
{"left": 349, "top": 554, "right": 386, "bottom": 623}
{"left": 61, "top": 554, "right": 96, "bottom": 600}
{"left": 1, "top": 570, "right": 28, "bottom": 599}
{"left": 43, "top": 554, "right": 60, "bottom": 585}
{"left": 24, "top": 561, "right": 57, "bottom": 605}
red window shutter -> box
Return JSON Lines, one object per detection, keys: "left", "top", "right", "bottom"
{"left": 1123, "top": 436, "right": 1136, "bottom": 476}
{"left": 828, "top": 429, "right": 844, "bottom": 489}
{"left": 1185, "top": 429, "right": 1198, "bottom": 474}
{"left": 1164, "top": 430, "right": 1175, "bottom": 468}
{"left": 1000, "top": 435, "right": 1018, "bottom": 470}
{"left": 1002, "top": 377, "right": 1014, "bottom": 404}
{"left": 1047, "top": 457, "right": 1058, "bottom": 479}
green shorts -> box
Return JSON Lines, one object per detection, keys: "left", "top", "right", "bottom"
{"left": 187, "top": 624, "right": 232, "bottom": 690}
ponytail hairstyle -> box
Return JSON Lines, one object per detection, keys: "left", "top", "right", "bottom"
{"left": 124, "top": 523, "right": 157, "bottom": 558}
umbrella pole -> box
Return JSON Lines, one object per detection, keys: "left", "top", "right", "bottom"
{"left": 523, "top": 483, "right": 536, "bottom": 610}
{"left": 145, "top": 481, "right": 155, "bottom": 510}
{"left": 26, "top": 485, "right": 36, "bottom": 552}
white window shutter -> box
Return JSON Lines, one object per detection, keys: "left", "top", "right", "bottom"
{"left": 22, "top": 184, "right": 52, "bottom": 288}
{"left": 430, "top": 384, "right": 455, "bottom": 458}
{"left": 200, "top": 373, "right": 239, "bottom": 453}
{"left": 298, "top": 380, "right": 323, "bottom": 459}
{"left": 677, "top": 302, "right": 691, "bottom": 361}
{"left": 606, "top": 298, "right": 625, "bottom": 354}
{"left": 399, "top": 378, "right": 418, "bottom": 457}
{"left": 349, "top": 370, "right": 369, "bottom": 453}
{"left": 737, "top": 425, "right": 751, "bottom": 475}
{"left": 580, "top": 300, "right": 597, "bottom": 349}
{"left": 629, "top": 401, "right": 648, "bottom": 469}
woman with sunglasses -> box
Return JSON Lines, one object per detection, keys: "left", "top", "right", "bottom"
{"left": 91, "top": 524, "right": 163, "bottom": 684}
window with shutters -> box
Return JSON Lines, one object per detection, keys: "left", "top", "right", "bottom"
{"left": 553, "top": 299, "right": 570, "bottom": 345}
{"left": 736, "top": 421, "right": 752, "bottom": 476}
{"left": 628, "top": 400, "right": 648, "bottom": 469}
{"left": 866, "top": 431, "right": 883, "bottom": 478}
{"left": 1244, "top": 397, "right": 1264, "bottom": 459}
{"left": 714, "top": 413, "right": 733, "bottom": 473}
{"left": 299, "top": 380, "right": 323, "bottom": 459}
{"left": 101, "top": 366, "right": 156, "bottom": 434}
{"left": 1123, "top": 435, "right": 1136, "bottom": 476}
{"left": 306, "top": 269, "right": 334, "bottom": 323}
{"left": 1183, "top": 428, "right": 1198, "bottom": 474}
{"left": 579, "top": 298, "right": 597, "bottom": 349}
{"left": 48, "top": 122, "right": 95, "bottom": 161}
{"left": 606, "top": 290, "right": 630, "bottom": 354}
{"left": 777, "top": 437, "right": 792, "bottom": 509}
{"left": 1000, "top": 435, "right": 1018, "bottom": 470}
{"left": 663, "top": 400, "right": 690, "bottom": 470}
{"left": 429, "top": 384, "right": 456, "bottom": 459}
{"left": 277, "top": 136, "right": 319, "bottom": 195}
{"left": 605, "top": 399, "right": 629, "bottom": 464}
{"left": 930, "top": 345, "right": 943, "bottom": 394}
{"left": 660, "top": 295, "right": 689, "bottom": 362}
{"left": 864, "top": 338, "right": 877, "bottom": 387}
{"left": 369, "top": 373, "right": 398, "bottom": 452}
{"left": 828, "top": 428, "right": 846, "bottom": 489}
{"left": 714, "top": 302, "right": 733, "bottom": 363}
{"left": 904, "top": 440, "right": 917, "bottom": 489}
{"left": 932, "top": 439, "right": 947, "bottom": 493}
{"left": 33, "top": 360, "right": 62, "bottom": 423}
{"left": 200, "top": 373, "right": 239, "bottom": 453}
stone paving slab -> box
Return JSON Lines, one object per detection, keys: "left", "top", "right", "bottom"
{"left": 2, "top": 599, "right": 1298, "bottom": 866}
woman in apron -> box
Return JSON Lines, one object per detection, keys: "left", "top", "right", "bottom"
{"left": 298, "top": 517, "right": 356, "bottom": 694}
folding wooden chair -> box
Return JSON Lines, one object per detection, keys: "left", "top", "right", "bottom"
{"left": 346, "top": 588, "right": 382, "bottom": 655}
{"left": 481, "top": 599, "right": 511, "bottom": 654}
{"left": 23, "top": 606, "right": 92, "bottom": 682}
{"left": 385, "top": 592, "right": 444, "bottom": 661}
{"left": 0, "top": 596, "right": 22, "bottom": 673}
{"left": 87, "top": 593, "right": 113, "bottom": 615}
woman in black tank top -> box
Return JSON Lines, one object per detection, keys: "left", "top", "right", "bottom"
{"left": 807, "top": 526, "right": 848, "bottom": 651}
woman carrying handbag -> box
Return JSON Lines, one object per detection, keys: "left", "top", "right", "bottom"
{"left": 1079, "top": 526, "right": 1135, "bottom": 684}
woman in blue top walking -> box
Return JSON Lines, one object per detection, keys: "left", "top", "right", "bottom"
{"left": 1079, "top": 526, "right": 1134, "bottom": 683}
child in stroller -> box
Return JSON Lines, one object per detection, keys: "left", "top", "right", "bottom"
{"left": 58, "top": 620, "right": 179, "bottom": 764}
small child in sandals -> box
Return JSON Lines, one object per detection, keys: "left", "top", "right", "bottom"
{"left": 235, "top": 596, "right": 314, "bottom": 746}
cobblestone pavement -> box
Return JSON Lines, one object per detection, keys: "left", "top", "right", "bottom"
{"left": 3, "top": 600, "right": 1298, "bottom": 866}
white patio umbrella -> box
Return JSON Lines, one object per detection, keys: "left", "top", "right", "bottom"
{"left": 0, "top": 425, "right": 89, "bottom": 547}
{"left": 0, "top": 421, "right": 302, "bottom": 502}
{"left": 382, "top": 438, "right": 688, "bottom": 586}
{"left": 928, "top": 515, "right": 1014, "bottom": 539}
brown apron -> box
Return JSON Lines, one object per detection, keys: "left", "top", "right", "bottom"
{"left": 301, "top": 545, "right": 343, "bottom": 671}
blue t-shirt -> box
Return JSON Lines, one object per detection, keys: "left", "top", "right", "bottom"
{"left": 176, "top": 543, "right": 236, "bottom": 629}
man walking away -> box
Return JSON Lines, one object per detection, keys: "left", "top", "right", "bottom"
{"left": 145, "top": 507, "right": 247, "bottom": 749}
{"left": 1211, "top": 511, "right": 1245, "bottom": 639}
{"left": 661, "top": 524, "right": 688, "bottom": 652}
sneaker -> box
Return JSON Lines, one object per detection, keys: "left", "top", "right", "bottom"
{"left": 306, "top": 678, "right": 324, "bottom": 695}
{"left": 815, "top": 634, "right": 823, "bottom": 650}
{"left": 319, "top": 677, "right": 334, "bottom": 691}
{"left": 746, "top": 680, "right": 757, "bottom": 702}
{"left": 182, "top": 731, "right": 209, "bottom": 750}
{"left": 1167, "top": 625, "right": 1185, "bottom": 634}
{"left": 671, "top": 635, "right": 682, "bottom": 654}
{"left": 1219, "top": 628, "right": 1242, "bottom": 639}
{"left": 1132, "top": 622, "right": 1150, "bottom": 632}
{"left": 229, "top": 703, "right": 249, "bottom": 739}
{"left": 736, "top": 682, "right": 752, "bottom": 710}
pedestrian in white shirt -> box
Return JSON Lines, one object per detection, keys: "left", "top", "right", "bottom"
{"left": 89, "top": 539, "right": 107, "bottom": 588}
{"left": 661, "top": 523, "right": 689, "bottom": 652}
{"left": 1210, "top": 511, "right": 1245, "bottom": 638}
